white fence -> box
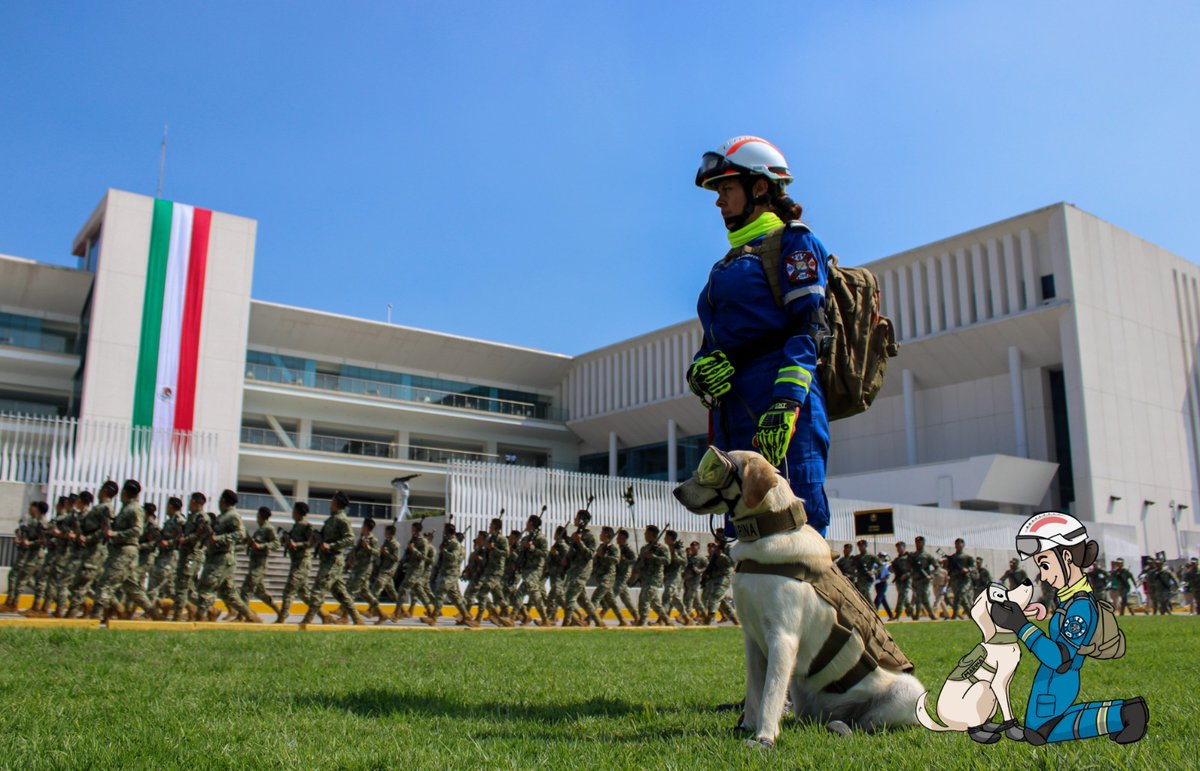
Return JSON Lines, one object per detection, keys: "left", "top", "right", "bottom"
{"left": 445, "top": 460, "right": 701, "bottom": 538}
{"left": 0, "top": 413, "right": 218, "bottom": 510}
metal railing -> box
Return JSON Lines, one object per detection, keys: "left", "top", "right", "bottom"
{"left": 235, "top": 491, "right": 442, "bottom": 520}
{"left": 244, "top": 363, "right": 568, "bottom": 421}
{"left": 239, "top": 426, "right": 500, "bottom": 464}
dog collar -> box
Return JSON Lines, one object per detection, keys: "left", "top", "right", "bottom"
{"left": 986, "top": 631, "right": 1019, "bottom": 645}
{"left": 730, "top": 506, "right": 805, "bottom": 542}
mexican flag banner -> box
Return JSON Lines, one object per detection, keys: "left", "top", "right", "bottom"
{"left": 131, "top": 199, "right": 212, "bottom": 433}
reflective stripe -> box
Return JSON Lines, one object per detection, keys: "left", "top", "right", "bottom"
{"left": 783, "top": 284, "right": 825, "bottom": 304}
{"left": 1020, "top": 625, "right": 1039, "bottom": 644}
{"left": 1096, "top": 705, "right": 1109, "bottom": 737}
{"left": 775, "top": 366, "right": 812, "bottom": 392}
{"left": 775, "top": 377, "right": 810, "bottom": 392}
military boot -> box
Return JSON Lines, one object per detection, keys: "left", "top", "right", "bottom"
{"left": 421, "top": 614, "right": 438, "bottom": 626}
{"left": 206, "top": 607, "right": 222, "bottom": 623}
{"left": 616, "top": 614, "right": 629, "bottom": 628}
{"left": 318, "top": 609, "right": 336, "bottom": 624}
{"left": 242, "top": 609, "right": 264, "bottom": 623}
{"left": 588, "top": 608, "right": 605, "bottom": 627}
{"left": 274, "top": 609, "right": 289, "bottom": 624}
{"left": 299, "top": 609, "right": 317, "bottom": 625}
{"left": 349, "top": 607, "right": 367, "bottom": 625}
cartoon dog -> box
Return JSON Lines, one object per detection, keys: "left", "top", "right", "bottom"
{"left": 916, "top": 580, "right": 1046, "bottom": 743}
{"left": 674, "top": 448, "right": 924, "bottom": 748}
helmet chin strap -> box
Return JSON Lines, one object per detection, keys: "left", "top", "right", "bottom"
{"left": 724, "top": 176, "right": 771, "bottom": 231}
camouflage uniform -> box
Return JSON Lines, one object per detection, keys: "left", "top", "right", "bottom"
{"left": 634, "top": 538, "right": 670, "bottom": 624}
{"left": 543, "top": 533, "right": 569, "bottom": 622}
{"left": 1183, "top": 562, "right": 1200, "bottom": 614}
{"left": 613, "top": 540, "right": 639, "bottom": 622}
{"left": 300, "top": 511, "right": 359, "bottom": 622}
{"left": 945, "top": 549, "right": 975, "bottom": 619}
{"left": 999, "top": 563, "right": 1029, "bottom": 590}
{"left": 835, "top": 550, "right": 856, "bottom": 579}
{"left": 852, "top": 550, "right": 880, "bottom": 603}
{"left": 6, "top": 519, "right": 46, "bottom": 607}
{"left": 147, "top": 511, "right": 183, "bottom": 604}
{"left": 33, "top": 516, "right": 64, "bottom": 611}
{"left": 476, "top": 532, "right": 510, "bottom": 621}
{"left": 428, "top": 536, "right": 471, "bottom": 621}
{"left": 194, "top": 508, "right": 255, "bottom": 620}
{"left": 589, "top": 538, "right": 621, "bottom": 623}
{"left": 397, "top": 532, "right": 435, "bottom": 615}
{"left": 972, "top": 562, "right": 993, "bottom": 597}
{"left": 171, "top": 509, "right": 209, "bottom": 615}
{"left": 701, "top": 549, "right": 737, "bottom": 623}
{"left": 1107, "top": 565, "right": 1134, "bottom": 615}
{"left": 240, "top": 521, "right": 280, "bottom": 612}
{"left": 345, "top": 530, "right": 381, "bottom": 617}
{"left": 684, "top": 551, "right": 708, "bottom": 617}
{"left": 662, "top": 541, "right": 690, "bottom": 622}
{"left": 909, "top": 547, "right": 937, "bottom": 620}
{"left": 890, "top": 550, "right": 914, "bottom": 619}
{"left": 52, "top": 509, "right": 85, "bottom": 614}
{"left": 66, "top": 501, "right": 113, "bottom": 616}
{"left": 278, "top": 516, "right": 315, "bottom": 619}
{"left": 514, "top": 528, "right": 549, "bottom": 621}
{"left": 461, "top": 542, "right": 487, "bottom": 615}
{"left": 561, "top": 524, "right": 599, "bottom": 624}
{"left": 371, "top": 536, "right": 402, "bottom": 604}
{"left": 94, "top": 501, "right": 158, "bottom": 618}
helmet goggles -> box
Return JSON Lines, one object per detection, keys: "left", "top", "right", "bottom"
{"left": 696, "top": 446, "right": 739, "bottom": 490}
{"left": 695, "top": 152, "right": 742, "bottom": 190}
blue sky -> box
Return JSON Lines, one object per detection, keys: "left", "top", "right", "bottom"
{"left": 1, "top": 2, "right": 1196, "bottom": 355}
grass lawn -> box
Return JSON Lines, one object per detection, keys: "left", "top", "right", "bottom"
{"left": 0, "top": 616, "right": 1193, "bottom": 769}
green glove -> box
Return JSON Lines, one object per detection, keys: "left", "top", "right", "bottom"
{"left": 753, "top": 399, "right": 801, "bottom": 468}
{"left": 687, "top": 351, "right": 735, "bottom": 409}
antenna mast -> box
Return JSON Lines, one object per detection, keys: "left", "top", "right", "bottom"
{"left": 156, "top": 124, "right": 168, "bottom": 199}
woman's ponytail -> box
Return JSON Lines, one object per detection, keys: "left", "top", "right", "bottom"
{"left": 770, "top": 183, "right": 803, "bottom": 223}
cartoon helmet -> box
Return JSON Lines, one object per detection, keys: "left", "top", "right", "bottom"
{"left": 695, "top": 136, "right": 793, "bottom": 190}
{"left": 1015, "top": 511, "right": 1088, "bottom": 559}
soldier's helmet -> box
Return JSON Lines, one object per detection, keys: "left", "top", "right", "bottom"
{"left": 1016, "top": 511, "right": 1088, "bottom": 559}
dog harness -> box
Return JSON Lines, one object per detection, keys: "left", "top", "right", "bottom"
{"left": 729, "top": 506, "right": 806, "bottom": 542}
{"left": 736, "top": 558, "right": 915, "bottom": 694}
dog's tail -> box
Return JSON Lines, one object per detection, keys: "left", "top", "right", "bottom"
{"left": 915, "top": 691, "right": 957, "bottom": 732}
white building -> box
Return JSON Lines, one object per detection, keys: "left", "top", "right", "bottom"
{"left": 1, "top": 190, "right": 1197, "bottom": 560}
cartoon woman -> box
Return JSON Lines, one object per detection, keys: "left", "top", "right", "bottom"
{"left": 989, "top": 512, "right": 1148, "bottom": 745}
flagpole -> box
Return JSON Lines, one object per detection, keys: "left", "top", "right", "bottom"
{"left": 157, "top": 124, "right": 168, "bottom": 199}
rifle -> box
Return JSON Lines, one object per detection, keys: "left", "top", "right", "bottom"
{"left": 97, "top": 505, "right": 113, "bottom": 544}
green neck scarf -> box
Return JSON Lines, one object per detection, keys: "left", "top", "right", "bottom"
{"left": 727, "top": 212, "right": 783, "bottom": 249}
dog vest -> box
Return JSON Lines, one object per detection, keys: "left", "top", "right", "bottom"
{"left": 736, "top": 558, "right": 915, "bottom": 694}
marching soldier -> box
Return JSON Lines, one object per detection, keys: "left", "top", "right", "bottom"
{"left": 299, "top": 492, "right": 364, "bottom": 625}
{"left": 128, "top": 502, "right": 160, "bottom": 615}
{"left": 276, "top": 502, "right": 315, "bottom": 623}
{"left": 171, "top": 492, "right": 210, "bottom": 621}
{"left": 3, "top": 501, "right": 48, "bottom": 611}
{"left": 476, "top": 518, "right": 512, "bottom": 627}
{"left": 50, "top": 494, "right": 87, "bottom": 617}
{"left": 1000, "top": 557, "right": 1028, "bottom": 589}
{"left": 501, "top": 529, "right": 523, "bottom": 619}
{"left": 835, "top": 543, "right": 855, "bottom": 577}
{"left": 700, "top": 541, "right": 738, "bottom": 625}
{"left": 662, "top": 531, "right": 692, "bottom": 625}
{"left": 40, "top": 496, "right": 78, "bottom": 616}
{"left": 66, "top": 483, "right": 117, "bottom": 618}
{"left": 613, "top": 529, "right": 640, "bottom": 624}
{"left": 632, "top": 524, "right": 671, "bottom": 626}
{"left": 543, "top": 526, "right": 569, "bottom": 625}
{"left": 561, "top": 510, "right": 602, "bottom": 627}
{"left": 1183, "top": 557, "right": 1200, "bottom": 615}
{"left": 28, "top": 498, "right": 67, "bottom": 615}
{"left": 683, "top": 541, "right": 707, "bottom": 620}
{"left": 343, "top": 517, "right": 382, "bottom": 621}
{"left": 891, "top": 541, "right": 914, "bottom": 620}
{"left": 93, "top": 480, "right": 162, "bottom": 622}
{"left": 194, "top": 490, "right": 260, "bottom": 623}
{"left": 240, "top": 506, "right": 281, "bottom": 618}
{"left": 147, "top": 497, "right": 183, "bottom": 607}
{"left": 1107, "top": 558, "right": 1135, "bottom": 616}
{"left": 514, "top": 514, "right": 549, "bottom": 625}
{"left": 973, "top": 557, "right": 992, "bottom": 597}
{"left": 1086, "top": 561, "right": 1108, "bottom": 597}
{"left": 371, "top": 524, "right": 402, "bottom": 620}
{"left": 945, "top": 537, "right": 975, "bottom": 619}
{"left": 423, "top": 523, "right": 475, "bottom": 627}
{"left": 851, "top": 539, "right": 879, "bottom": 603}
{"left": 590, "top": 526, "right": 625, "bottom": 627}
{"left": 395, "top": 521, "right": 434, "bottom": 619}
{"left": 909, "top": 535, "right": 937, "bottom": 621}
{"left": 461, "top": 530, "right": 489, "bottom": 624}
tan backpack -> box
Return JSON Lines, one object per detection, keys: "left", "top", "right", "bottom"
{"left": 756, "top": 225, "right": 899, "bottom": 421}
{"left": 1064, "top": 592, "right": 1127, "bottom": 660}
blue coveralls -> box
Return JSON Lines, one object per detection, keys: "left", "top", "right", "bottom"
{"left": 694, "top": 221, "right": 832, "bottom": 535}
{"left": 1017, "top": 589, "right": 1126, "bottom": 743}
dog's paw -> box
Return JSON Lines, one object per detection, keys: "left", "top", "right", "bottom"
{"left": 745, "top": 738, "right": 775, "bottom": 751}
{"left": 826, "top": 720, "right": 852, "bottom": 737}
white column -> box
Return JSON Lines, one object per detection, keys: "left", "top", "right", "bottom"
{"left": 297, "top": 417, "right": 312, "bottom": 451}
{"left": 926, "top": 256, "right": 942, "bottom": 333}
{"left": 897, "top": 265, "right": 912, "bottom": 341}
{"left": 295, "top": 479, "right": 309, "bottom": 505}
{"left": 903, "top": 369, "right": 918, "bottom": 466}
{"left": 971, "top": 243, "right": 988, "bottom": 321}
{"left": 394, "top": 429, "right": 410, "bottom": 460}
{"left": 667, "top": 419, "right": 678, "bottom": 484}
{"left": 608, "top": 431, "right": 618, "bottom": 477}
{"left": 1009, "top": 346, "right": 1028, "bottom": 458}
{"left": 956, "top": 247, "right": 973, "bottom": 324}
{"left": 1003, "top": 232, "right": 1021, "bottom": 314}
{"left": 912, "top": 262, "right": 927, "bottom": 338}
{"left": 987, "top": 239, "right": 1005, "bottom": 317}
{"left": 940, "top": 252, "right": 958, "bottom": 328}
{"left": 1020, "top": 228, "right": 1038, "bottom": 308}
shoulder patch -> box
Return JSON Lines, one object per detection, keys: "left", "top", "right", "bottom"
{"left": 1063, "top": 615, "right": 1088, "bottom": 641}
{"left": 784, "top": 250, "right": 818, "bottom": 285}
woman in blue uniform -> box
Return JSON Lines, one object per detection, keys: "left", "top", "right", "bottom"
{"left": 990, "top": 511, "right": 1148, "bottom": 745}
{"left": 689, "top": 136, "right": 832, "bottom": 535}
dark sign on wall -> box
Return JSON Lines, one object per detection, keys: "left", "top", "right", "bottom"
{"left": 853, "top": 508, "right": 895, "bottom": 537}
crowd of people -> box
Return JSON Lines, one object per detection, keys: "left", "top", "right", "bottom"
{"left": 0, "top": 482, "right": 742, "bottom": 627}
{"left": 833, "top": 536, "right": 1200, "bottom": 621}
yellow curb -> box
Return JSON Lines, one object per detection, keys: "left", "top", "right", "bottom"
{"left": 192, "top": 622, "right": 298, "bottom": 632}
{"left": 298, "top": 624, "right": 420, "bottom": 632}
{"left": 107, "top": 620, "right": 198, "bottom": 632}
{"left": 0, "top": 617, "right": 100, "bottom": 630}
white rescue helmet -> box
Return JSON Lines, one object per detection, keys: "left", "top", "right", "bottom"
{"left": 1015, "top": 511, "right": 1089, "bottom": 559}
{"left": 696, "top": 136, "right": 794, "bottom": 190}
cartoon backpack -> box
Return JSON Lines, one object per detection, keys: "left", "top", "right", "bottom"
{"left": 1060, "top": 592, "right": 1126, "bottom": 660}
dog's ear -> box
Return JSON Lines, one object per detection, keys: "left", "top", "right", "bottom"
{"left": 741, "top": 455, "right": 778, "bottom": 511}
